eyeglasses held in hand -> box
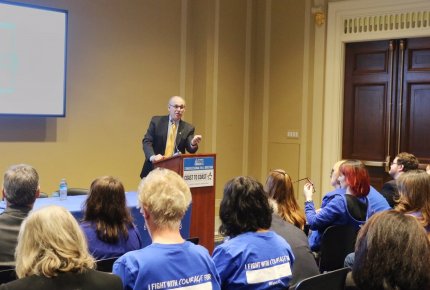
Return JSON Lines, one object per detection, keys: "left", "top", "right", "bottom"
{"left": 293, "top": 177, "right": 316, "bottom": 193}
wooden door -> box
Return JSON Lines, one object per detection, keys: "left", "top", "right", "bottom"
{"left": 343, "top": 38, "right": 430, "bottom": 190}
{"left": 399, "top": 38, "right": 430, "bottom": 165}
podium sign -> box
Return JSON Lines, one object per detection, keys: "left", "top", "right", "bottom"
{"left": 183, "top": 156, "right": 215, "bottom": 188}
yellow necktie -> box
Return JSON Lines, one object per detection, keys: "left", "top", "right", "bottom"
{"left": 165, "top": 122, "right": 177, "bottom": 157}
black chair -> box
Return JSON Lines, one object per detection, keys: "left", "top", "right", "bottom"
{"left": 38, "top": 192, "right": 49, "bottom": 198}
{"left": 96, "top": 257, "right": 119, "bottom": 273}
{"left": 0, "top": 266, "right": 17, "bottom": 284}
{"left": 186, "top": 237, "right": 199, "bottom": 245}
{"left": 52, "top": 188, "right": 89, "bottom": 196}
{"left": 295, "top": 267, "right": 350, "bottom": 290}
{"left": 318, "top": 225, "right": 358, "bottom": 272}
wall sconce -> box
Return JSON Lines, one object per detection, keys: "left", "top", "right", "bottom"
{"left": 311, "top": 6, "right": 326, "bottom": 27}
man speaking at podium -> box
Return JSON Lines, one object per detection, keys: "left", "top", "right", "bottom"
{"left": 140, "top": 96, "right": 202, "bottom": 178}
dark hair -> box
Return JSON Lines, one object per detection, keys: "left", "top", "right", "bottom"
{"left": 396, "top": 152, "right": 419, "bottom": 172}
{"left": 83, "top": 176, "right": 133, "bottom": 243}
{"left": 353, "top": 211, "right": 430, "bottom": 290}
{"left": 339, "top": 160, "right": 370, "bottom": 197}
{"left": 219, "top": 176, "right": 272, "bottom": 238}
{"left": 396, "top": 170, "right": 430, "bottom": 231}
{"left": 264, "top": 169, "right": 305, "bottom": 229}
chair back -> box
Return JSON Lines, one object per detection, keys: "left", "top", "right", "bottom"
{"left": 318, "top": 225, "right": 358, "bottom": 272}
{"left": 295, "top": 267, "right": 350, "bottom": 290}
{"left": 96, "top": 257, "right": 119, "bottom": 273}
{"left": 186, "top": 237, "right": 199, "bottom": 245}
{"left": 52, "top": 188, "right": 89, "bottom": 196}
{"left": 0, "top": 267, "right": 17, "bottom": 284}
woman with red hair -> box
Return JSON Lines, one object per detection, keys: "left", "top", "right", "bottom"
{"left": 303, "top": 160, "right": 370, "bottom": 251}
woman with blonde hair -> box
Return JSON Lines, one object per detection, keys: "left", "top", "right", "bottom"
{"left": 113, "top": 168, "right": 220, "bottom": 290}
{"left": 265, "top": 169, "right": 306, "bottom": 229}
{"left": 0, "top": 205, "right": 122, "bottom": 290}
{"left": 395, "top": 169, "right": 430, "bottom": 235}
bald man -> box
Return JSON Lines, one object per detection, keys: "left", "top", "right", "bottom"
{"left": 140, "top": 96, "right": 202, "bottom": 178}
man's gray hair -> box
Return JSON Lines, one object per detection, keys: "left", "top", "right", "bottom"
{"left": 3, "top": 164, "right": 39, "bottom": 206}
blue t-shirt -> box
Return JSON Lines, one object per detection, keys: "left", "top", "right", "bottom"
{"left": 80, "top": 221, "right": 143, "bottom": 260}
{"left": 212, "top": 231, "right": 294, "bottom": 289}
{"left": 113, "top": 241, "right": 221, "bottom": 290}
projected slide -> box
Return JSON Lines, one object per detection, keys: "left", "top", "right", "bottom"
{"left": 0, "top": 2, "right": 67, "bottom": 116}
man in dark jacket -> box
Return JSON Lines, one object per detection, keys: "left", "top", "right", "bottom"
{"left": 381, "top": 152, "right": 419, "bottom": 207}
{"left": 140, "top": 96, "right": 202, "bottom": 178}
{"left": 0, "top": 164, "right": 40, "bottom": 266}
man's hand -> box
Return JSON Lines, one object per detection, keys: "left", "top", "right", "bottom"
{"left": 191, "top": 135, "right": 202, "bottom": 146}
{"left": 150, "top": 154, "right": 164, "bottom": 162}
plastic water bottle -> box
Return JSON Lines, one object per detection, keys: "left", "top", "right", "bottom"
{"left": 59, "top": 178, "right": 68, "bottom": 200}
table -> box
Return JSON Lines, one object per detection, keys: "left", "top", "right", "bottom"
{"left": 0, "top": 192, "right": 191, "bottom": 247}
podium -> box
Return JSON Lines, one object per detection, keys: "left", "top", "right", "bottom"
{"left": 154, "top": 153, "right": 216, "bottom": 252}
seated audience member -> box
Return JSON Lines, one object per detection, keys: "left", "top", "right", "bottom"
{"left": 113, "top": 168, "right": 221, "bottom": 290}
{"left": 264, "top": 169, "right": 319, "bottom": 289}
{"left": 304, "top": 160, "right": 369, "bottom": 251}
{"left": 381, "top": 152, "right": 419, "bottom": 207}
{"left": 0, "top": 205, "right": 122, "bottom": 290}
{"left": 348, "top": 210, "right": 430, "bottom": 290}
{"left": 0, "top": 164, "right": 39, "bottom": 267}
{"left": 330, "top": 160, "right": 390, "bottom": 216}
{"left": 80, "top": 176, "right": 142, "bottom": 260}
{"left": 265, "top": 169, "right": 306, "bottom": 229}
{"left": 395, "top": 169, "right": 430, "bottom": 236}
{"left": 213, "top": 176, "right": 295, "bottom": 289}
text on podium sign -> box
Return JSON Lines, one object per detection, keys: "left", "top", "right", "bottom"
{"left": 183, "top": 157, "right": 214, "bottom": 188}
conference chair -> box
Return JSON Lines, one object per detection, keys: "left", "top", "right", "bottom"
{"left": 96, "top": 257, "right": 119, "bottom": 273}
{"left": 295, "top": 267, "right": 350, "bottom": 290}
{"left": 52, "top": 188, "right": 89, "bottom": 196}
{"left": 186, "top": 237, "right": 199, "bottom": 245}
{"left": 0, "top": 266, "right": 17, "bottom": 284}
{"left": 318, "top": 225, "right": 358, "bottom": 272}
{"left": 38, "top": 192, "right": 49, "bottom": 198}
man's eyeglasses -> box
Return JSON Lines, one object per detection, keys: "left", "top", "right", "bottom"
{"left": 293, "top": 177, "right": 316, "bottom": 193}
{"left": 169, "top": 104, "right": 186, "bottom": 110}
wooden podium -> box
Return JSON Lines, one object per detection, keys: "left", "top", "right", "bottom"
{"left": 154, "top": 153, "right": 216, "bottom": 252}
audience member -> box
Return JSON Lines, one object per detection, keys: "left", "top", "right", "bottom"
{"left": 265, "top": 169, "right": 306, "bottom": 229}
{"left": 212, "top": 176, "right": 295, "bottom": 289}
{"left": 304, "top": 160, "right": 369, "bottom": 251}
{"left": 113, "top": 168, "right": 220, "bottom": 290}
{"left": 0, "top": 205, "right": 122, "bottom": 290}
{"left": 427, "top": 164, "right": 430, "bottom": 175}
{"left": 330, "top": 160, "right": 390, "bottom": 215}
{"left": 349, "top": 210, "right": 430, "bottom": 290}
{"left": 0, "top": 164, "right": 39, "bottom": 266}
{"left": 381, "top": 152, "right": 419, "bottom": 207}
{"left": 80, "top": 176, "right": 143, "bottom": 260}
{"left": 264, "top": 169, "right": 319, "bottom": 289}
{"left": 395, "top": 169, "right": 430, "bottom": 236}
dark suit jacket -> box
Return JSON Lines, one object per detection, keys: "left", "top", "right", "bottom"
{"left": 0, "top": 206, "right": 31, "bottom": 267}
{"left": 270, "top": 214, "right": 320, "bottom": 289}
{"left": 0, "top": 269, "right": 122, "bottom": 290}
{"left": 140, "top": 115, "right": 198, "bottom": 178}
{"left": 380, "top": 179, "right": 398, "bottom": 208}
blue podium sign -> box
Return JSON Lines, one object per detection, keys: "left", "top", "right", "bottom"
{"left": 183, "top": 156, "right": 215, "bottom": 188}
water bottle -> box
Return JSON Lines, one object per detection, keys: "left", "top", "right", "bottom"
{"left": 59, "top": 178, "right": 68, "bottom": 200}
